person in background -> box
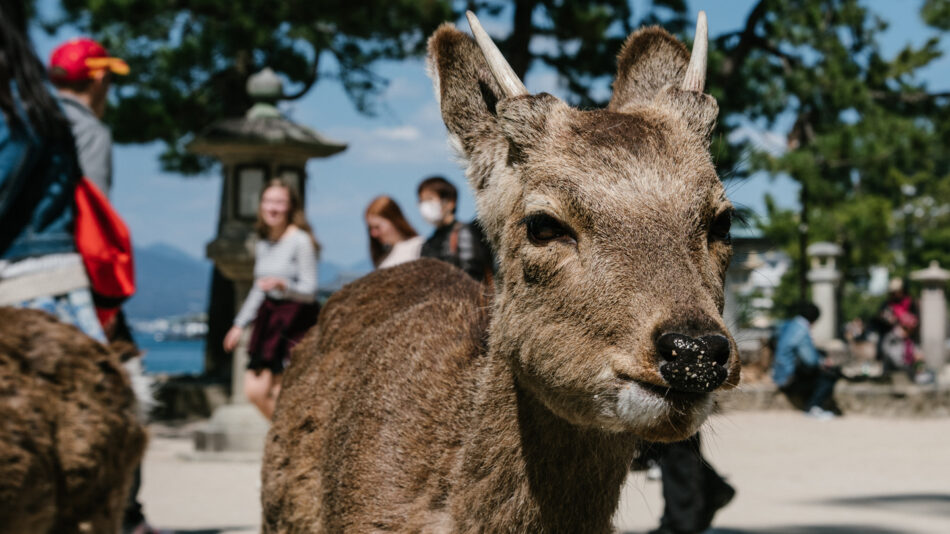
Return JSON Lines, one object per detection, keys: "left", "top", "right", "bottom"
{"left": 648, "top": 433, "right": 735, "bottom": 534}
{"left": 48, "top": 38, "right": 139, "bottom": 342}
{"left": 45, "top": 37, "right": 151, "bottom": 534}
{"left": 366, "top": 195, "right": 424, "bottom": 269}
{"left": 417, "top": 176, "right": 494, "bottom": 282}
{"left": 874, "top": 278, "right": 927, "bottom": 380}
{"left": 48, "top": 37, "right": 127, "bottom": 197}
{"left": 223, "top": 179, "right": 320, "bottom": 420}
{"left": 0, "top": 0, "right": 104, "bottom": 343}
{"left": 772, "top": 301, "right": 840, "bottom": 420}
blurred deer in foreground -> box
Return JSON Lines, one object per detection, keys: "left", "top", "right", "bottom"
{"left": 0, "top": 308, "right": 146, "bottom": 534}
{"left": 262, "top": 11, "right": 739, "bottom": 533}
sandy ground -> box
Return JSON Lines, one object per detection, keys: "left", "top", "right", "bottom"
{"left": 140, "top": 411, "right": 950, "bottom": 533}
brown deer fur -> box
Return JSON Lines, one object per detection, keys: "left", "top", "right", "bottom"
{"left": 263, "top": 16, "right": 739, "bottom": 533}
{"left": 0, "top": 307, "right": 146, "bottom": 534}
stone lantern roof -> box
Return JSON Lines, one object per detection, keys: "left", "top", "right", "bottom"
{"left": 187, "top": 68, "right": 347, "bottom": 160}
{"left": 911, "top": 260, "right": 950, "bottom": 285}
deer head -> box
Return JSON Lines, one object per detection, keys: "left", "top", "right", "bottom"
{"left": 427, "top": 12, "right": 739, "bottom": 442}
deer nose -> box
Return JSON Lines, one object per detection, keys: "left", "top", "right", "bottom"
{"left": 655, "top": 333, "right": 731, "bottom": 393}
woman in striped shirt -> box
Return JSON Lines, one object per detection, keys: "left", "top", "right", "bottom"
{"left": 223, "top": 179, "right": 320, "bottom": 419}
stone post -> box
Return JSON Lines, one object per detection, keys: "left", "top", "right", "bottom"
{"left": 910, "top": 261, "right": 949, "bottom": 374}
{"left": 806, "top": 242, "right": 842, "bottom": 345}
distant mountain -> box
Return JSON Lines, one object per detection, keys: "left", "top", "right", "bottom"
{"left": 125, "top": 243, "right": 211, "bottom": 320}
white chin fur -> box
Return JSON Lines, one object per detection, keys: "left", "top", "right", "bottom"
{"left": 600, "top": 382, "right": 713, "bottom": 435}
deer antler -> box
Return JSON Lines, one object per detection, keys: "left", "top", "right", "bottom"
{"left": 466, "top": 10, "right": 528, "bottom": 98}
{"left": 681, "top": 11, "right": 708, "bottom": 92}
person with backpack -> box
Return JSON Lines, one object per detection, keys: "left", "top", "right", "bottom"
{"left": 417, "top": 176, "right": 494, "bottom": 283}
{"left": 0, "top": 0, "right": 105, "bottom": 342}
{"left": 48, "top": 37, "right": 135, "bottom": 341}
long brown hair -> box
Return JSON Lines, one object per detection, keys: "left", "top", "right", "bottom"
{"left": 255, "top": 179, "right": 321, "bottom": 257}
{"left": 365, "top": 195, "right": 417, "bottom": 267}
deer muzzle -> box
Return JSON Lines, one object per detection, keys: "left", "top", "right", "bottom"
{"left": 655, "top": 333, "right": 730, "bottom": 393}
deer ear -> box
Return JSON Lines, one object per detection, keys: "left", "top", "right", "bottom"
{"left": 609, "top": 14, "right": 718, "bottom": 146}
{"left": 427, "top": 24, "right": 507, "bottom": 190}
{"left": 608, "top": 27, "right": 689, "bottom": 113}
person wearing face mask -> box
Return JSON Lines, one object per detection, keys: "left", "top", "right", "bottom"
{"left": 366, "top": 195, "right": 424, "bottom": 269}
{"left": 223, "top": 179, "right": 320, "bottom": 420}
{"left": 417, "top": 176, "right": 494, "bottom": 283}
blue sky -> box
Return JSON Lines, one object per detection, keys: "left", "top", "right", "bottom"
{"left": 30, "top": 0, "right": 950, "bottom": 268}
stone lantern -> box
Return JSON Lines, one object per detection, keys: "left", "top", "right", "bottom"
{"left": 187, "top": 68, "right": 345, "bottom": 453}
{"left": 806, "top": 242, "right": 842, "bottom": 345}
{"left": 910, "top": 261, "right": 950, "bottom": 375}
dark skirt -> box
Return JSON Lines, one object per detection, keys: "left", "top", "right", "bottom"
{"left": 247, "top": 297, "right": 319, "bottom": 374}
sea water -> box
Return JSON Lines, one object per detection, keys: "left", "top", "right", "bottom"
{"left": 136, "top": 335, "right": 205, "bottom": 375}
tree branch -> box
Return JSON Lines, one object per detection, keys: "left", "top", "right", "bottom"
{"left": 869, "top": 90, "right": 950, "bottom": 103}
{"left": 719, "top": 0, "right": 770, "bottom": 80}
{"left": 284, "top": 50, "right": 322, "bottom": 101}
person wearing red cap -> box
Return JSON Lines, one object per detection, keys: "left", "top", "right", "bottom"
{"left": 48, "top": 38, "right": 157, "bottom": 534}
{"left": 49, "top": 37, "right": 129, "bottom": 197}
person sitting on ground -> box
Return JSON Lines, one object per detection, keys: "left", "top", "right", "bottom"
{"left": 417, "top": 176, "right": 494, "bottom": 283}
{"left": 365, "top": 195, "right": 424, "bottom": 269}
{"left": 772, "top": 301, "right": 840, "bottom": 419}
{"left": 223, "top": 179, "right": 320, "bottom": 420}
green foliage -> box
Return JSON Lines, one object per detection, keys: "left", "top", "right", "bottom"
{"left": 36, "top": 0, "right": 453, "bottom": 173}
{"left": 922, "top": 0, "right": 950, "bottom": 30}
{"left": 840, "top": 284, "right": 885, "bottom": 323}
{"left": 722, "top": 0, "right": 949, "bottom": 309}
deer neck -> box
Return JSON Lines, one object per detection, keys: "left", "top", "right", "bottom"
{"left": 451, "top": 350, "right": 639, "bottom": 533}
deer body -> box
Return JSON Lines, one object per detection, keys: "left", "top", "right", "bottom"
{"left": 0, "top": 308, "right": 146, "bottom": 534}
{"left": 263, "top": 12, "right": 739, "bottom": 533}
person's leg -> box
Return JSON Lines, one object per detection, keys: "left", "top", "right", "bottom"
{"left": 699, "top": 452, "right": 735, "bottom": 529}
{"left": 807, "top": 368, "right": 839, "bottom": 411}
{"left": 245, "top": 369, "right": 274, "bottom": 418}
{"left": 121, "top": 466, "right": 145, "bottom": 532}
{"left": 657, "top": 435, "right": 706, "bottom": 533}
{"left": 262, "top": 372, "right": 283, "bottom": 420}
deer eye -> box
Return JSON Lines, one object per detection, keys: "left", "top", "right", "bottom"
{"left": 522, "top": 213, "right": 576, "bottom": 246}
{"left": 709, "top": 210, "right": 732, "bottom": 244}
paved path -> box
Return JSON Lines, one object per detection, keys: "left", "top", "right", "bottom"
{"left": 141, "top": 412, "right": 950, "bottom": 533}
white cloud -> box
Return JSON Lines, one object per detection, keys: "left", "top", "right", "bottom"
{"left": 372, "top": 125, "right": 422, "bottom": 141}
{"left": 729, "top": 126, "right": 787, "bottom": 157}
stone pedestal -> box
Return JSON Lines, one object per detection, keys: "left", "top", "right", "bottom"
{"left": 806, "top": 242, "right": 842, "bottom": 344}
{"left": 193, "top": 307, "right": 272, "bottom": 454}
{"left": 911, "top": 261, "right": 949, "bottom": 375}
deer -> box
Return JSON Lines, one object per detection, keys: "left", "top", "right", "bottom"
{"left": 0, "top": 307, "right": 147, "bottom": 534}
{"left": 262, "top": 10, "right": 739, "bottom": 533}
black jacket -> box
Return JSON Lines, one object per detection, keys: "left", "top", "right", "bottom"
{"left": 420, "top": 220, "right": 494, "bottom": 282}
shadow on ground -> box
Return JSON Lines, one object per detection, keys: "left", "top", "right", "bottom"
{"left": 624, "top": 527, "right": 910, "bottom": 534}
{"left": 814, "top": 493, "right": 950, "bottom": 518}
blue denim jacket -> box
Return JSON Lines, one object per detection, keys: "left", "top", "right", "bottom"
{"left": 771, "top": 316, "right": 821, "bottom": 387}
{"left": 0, "top": 83, "right": 80, "bottom": 261}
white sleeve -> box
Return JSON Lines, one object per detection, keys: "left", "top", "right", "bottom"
{"left": 284, "top": 234, "right": 318, "bottom": 300}
{"left": 234, "top": 283, "right": 265, "bottom": 327}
